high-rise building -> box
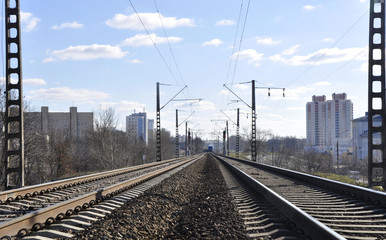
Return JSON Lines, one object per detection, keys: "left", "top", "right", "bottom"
{"left": 306, "top": 95, "right": 327, "bottom": 149}
{"left": 126, "top": 112, "right": 148, "bottom": 143}
{"left": 306, "top": 93, "right": 353, "bottom": 157}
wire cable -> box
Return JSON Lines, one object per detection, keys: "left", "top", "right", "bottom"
{"left": 221, "top": 0, "right": 251, "bottom": 113}
{"left": 230, "top": 0, "right": 251, "bottom": 87}
{"left": 153, "top": 0, "right": 192, "bottom": 112}
{"left": 284, "top": 8, "right": 369, "bottom": 88}
{"left": 128, "top": 0, "right": 180, "bottom": 87}
{"left": 224, "top": 0, "right": 244, "bottom": 85}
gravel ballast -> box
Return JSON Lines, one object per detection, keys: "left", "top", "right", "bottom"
{"left": 71, "top": 154, "right": 249, "bottom": 239}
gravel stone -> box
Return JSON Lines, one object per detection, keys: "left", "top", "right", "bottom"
{"left": 71, "top": 154, "right": 249, "bottom": 239}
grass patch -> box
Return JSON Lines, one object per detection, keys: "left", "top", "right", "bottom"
{"left": 315, "top": 172, "right": 368, "bottom": 188}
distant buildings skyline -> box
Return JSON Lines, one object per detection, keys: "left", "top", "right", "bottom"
{"left": 26, "top": 106, "right": 93, "bottom": 138}
{"left": 306, "top": 93, "right": 353, "bottom": 160}
{"left": 126, "top": 112, "right": 154, "bottom": 144}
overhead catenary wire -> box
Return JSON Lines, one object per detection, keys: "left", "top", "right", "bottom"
{"left": 220, "top": 0, "right": 245, "bottom": 113}
{"left": 230, "top": 0, "right": 251, "bottom": 87}
{"left": 284, "top": 8, "right": 369, "bottom": 88}
{"left": 128, "top": 0, "right": 182, "bottom": 89}
{"left": 221, "top": 0, "right": 251, "bottom": 114}
{"left": 224, "top": 0, "right": 244, "bottom": 85}
{"left": 153, "top": 0, "right": 190, "bottom": 98}
{"left": 265, "top": 7, "right": 370, "bottom": 120}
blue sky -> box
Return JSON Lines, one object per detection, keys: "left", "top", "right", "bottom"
{"left": 3, "top": 0, "right": 371, "bottom": 140}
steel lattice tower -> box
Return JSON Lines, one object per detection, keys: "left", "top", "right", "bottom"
{"left": 175, "top": 110, "right": 179, "bottom": 158}
{"left": 156, "top": 82, "right": 162, "bottom": 161}
{"left": 251, "top": 80, "right": 256, "bottom": 162}
{"left": 368, "top": 0, "right": 386, "bottom": 187}
{"left": 4, "top": 0, "right": 24, "bottom": 189}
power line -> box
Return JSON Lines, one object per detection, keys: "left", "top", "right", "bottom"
{"left": 153, "top": 0, "right": 186, "bottom": 89}
{"left": 224, "top": 0, "right": 244, "bottom": 85}
{"left": 153, "top": 0, "right": 192, "bottom": 112}
{"left": 230, "top": 0, "right": 251, "bottom": 87}
{"left": 284, "top": 8, "right": 369, "bottom": 88}
{"left": 128, "top": 0, "right": 181, "bottom": 87}
{"left": 221, "top": 0, "right": 251, "bottom": 112}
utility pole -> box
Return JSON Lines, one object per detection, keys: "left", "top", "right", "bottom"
{"left": 176, "top": 111, "right": 194, "bottom": 158}
{"left": 185, "top": 122, "right": 188, "bottom": 156}
{"left": 368, "top": 0, "right": 386, "bottom": 187}
{"left": 226, "top": 120, "right": 229, "bottom": 156}
{"left": 223, "top": 130, "right": 226, "bottom": 156}
{"left": 212, "top": 119, "right": 229, "bottom": 156}
{"left": 224, "top": 81, "right": 284, "bottom": 162}
{"left": 220, "top": 109, "right": 239, "bottom": 158}
{"left": 188, "top": 128, "right": 191, "bottom": 155}
{"left": 4, "top": 0, "right": 24, "bottom": 189}
{"left": 251, "top": 80, "right": 256, "bottom": 161}
{"left": 175, "top": 109, "right": 179, "bottom": 158}
{"left": 156, "top": 83, "right": 195, "bottom": 161}
{"left": 156, "top": 82, "right": 162, "bottom": 161}
{"left": 236, "top": 108, "right": 240, "bottom": 158}
{"left": 337, "top": 140, "right": 339, "bottom": 170}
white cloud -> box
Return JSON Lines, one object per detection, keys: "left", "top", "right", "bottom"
{"left": 232, "top": 49, "right": 264, "bottom": 66}
{"left": 286, "top": 107, "right": 304, "bottom": 111}
{"left": 190, "top": 100, "right": 216, "bottom": 111}
{"left": 106, "top": 12, "right": 194, "bottom": 30}
{"left": 51, "top": 21, "right": 83, "bottom": 30}
{"left": 20, "top": 11, "right": 40, "bottom": 32}
{"left": 271, "top": 46, "right": 367, "bottom": 66}
{"left": 282, "top": 44, "right": 300, "bottom": 55}
{"left": 218, "top": 89, "right": 231, "bottom": 96}
{"left": 255, "top": 37, "right": 282, "bottom": 46}
{"left": 313, "top": 81, "right": 331, "bottom": 86}
{"left": 235, "top": 84, "right": 249, "bottom": 90}
{"left": 100, "top": 100, "right": 146, "bottom": 113}
{"left": 43, "top": 44, "right": 128, "bottom": 62}
{"left": 323, "top": 38, "right": 334, "bottom": 43}
{"left": 0, "top": 77, "right": 47, "bottom": 86}
{"left": 215, "top": 19, "right": 235, "bottom": 26}
{"left": 24, "top": 78, "right": 47, "bottom": 86}
{"left": 286, "top": 86, "right": 315, "bottom": 100}
{"left": 129, "top": 59, "right": 143, "bottom": 64}
{"left": 121, "top": 33, "right": 182, "bottom": 47}
{"left": 202, "top": 39, "right": 223, "bottom": 47}
{"left": 29, "top": 87, "right": 109, "bottom": 102}
{"left": 303, "top": 5, "right": 316, "bottom": 11}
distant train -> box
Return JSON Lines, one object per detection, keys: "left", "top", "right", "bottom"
{"left": 204, "top": 146, "right": 213, "bottom": 152}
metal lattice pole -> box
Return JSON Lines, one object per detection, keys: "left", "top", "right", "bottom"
{"left": 236, "top": 108, "right": 240, "bottom": 158}
{"left": 175, "top": 110, "right": 179, "bottom": 158}
{"left": 368, "top": 0, "right": 386, "bottom": 187}
{"left": 4, "top": 0, "right": 24, "bottom": 189}
{"left": 156, "top": 82, "right": 162, "bottom": 161}
{"left": 226, "top": 120, "right": 229, "bottom": 156}
{"left": 251, "top": 80, "right": 257, "bottom": 162}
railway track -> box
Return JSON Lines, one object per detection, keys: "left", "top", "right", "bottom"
{"left": 217, "top": 154, "right": 386, "bottom": 240}
{"left": 0, "top": 155, "right": 200, "bottom": 239}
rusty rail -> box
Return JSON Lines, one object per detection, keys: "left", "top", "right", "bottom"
{"left": 0, "top": 155, "right": 200, "bottom": 238}
{"left": 0, "top": 157, "right": 188, "bottom": 203}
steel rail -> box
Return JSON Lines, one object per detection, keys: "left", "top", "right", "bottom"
{"left": 222, "top": 155, "right": 386, "bottom": 205}
{"left": 0, "top": 157, "right": 187, "bottom": 203}
{"left": 215, "top": 155, "right": 345, "bottom": 240}
{"left": 0, "top": 156, "right": 200, "bottom": 238}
